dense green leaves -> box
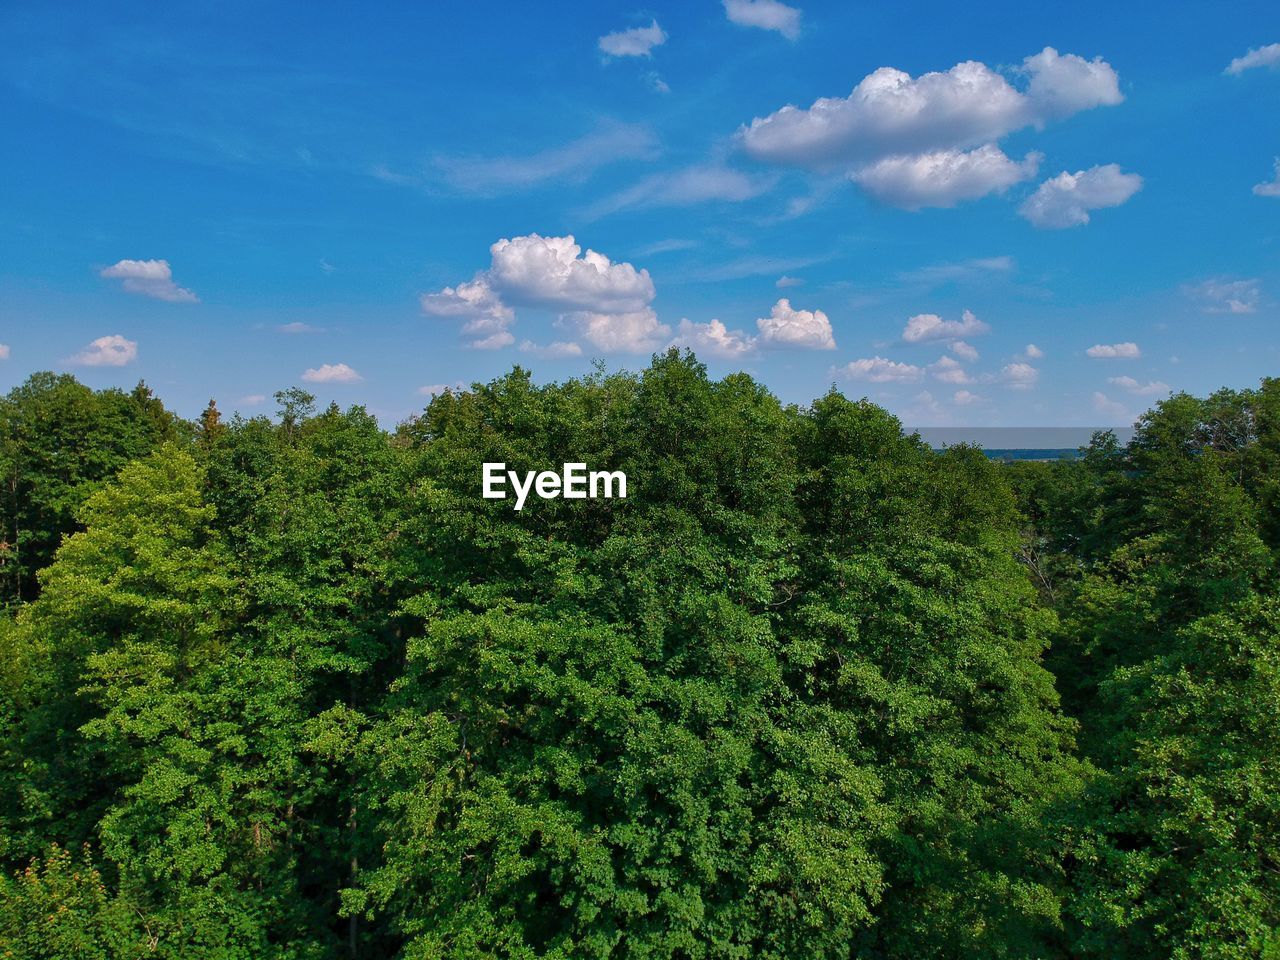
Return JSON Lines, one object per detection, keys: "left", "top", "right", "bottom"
{"left": 0, "top": 363, "right": 1276, "bottom": 958}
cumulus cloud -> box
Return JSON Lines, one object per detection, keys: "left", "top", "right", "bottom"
{"left": 1019, "top": 164, "right": 1143, "bottom": 228}
{"left": 953, "top": 389, "right": 982, "bottom": 405}
{"left": 1255, "top": 159, "right": 1280, "bottom": 197}
{"left": 755, "top": 298, "right": 836, "bottom": 349}
{"left": 929, "top": 355, "right": 972, "bottom": 383}
{"left": 1000, "top": 362, "right": 1039, "bottom": 389}
{"left": 1108, "top": 376, "right": 1170, "bottom": 397}
{"left": 558, "top": 309, "right": 669, "bottom": 353}
{"left": 519, "top": 340, "right": 584, "bottom": 359}
{"left": 1226, "top": 43, "right": 1280, "bottom": 75}
{"left": 488, "top": 234, "right": 655, "bottom": 312}
{"left": 740, "top": 47, "right": 1121, "bottom": 171}
{"left": 1023, "top": 343, "right": 1044, "bottom": 359}
{"left": 723, "top": 0, "right": 801, "bottom": 39}
{"left": 837, "top": 356, "right": 924, "bottom": 382}
{"left": 0, "top": 344, "right": 8, "bottom": 360}
{"left": 671, "top": 298, "right": 836, "bottom": 358}
{"left": 1185, "top": 278, "right": 1260, "bottom": 314}
{"left": 423, "top": 234, "right": 659, "bottom": 351}
{"left": 776, "top": 274, "right": 804, "bottom": 288}
{"left": 950, "top": 340, "right": 979, "bottom": 361}
{"left": 278, "top": 322, "right": 322, "bottom": 334}
{"left": 671, "top": 318, "right": 757, "bottom": 359}
{"left": 70, "top": 334, "right": 138, "bottom": 367}
{"left": 100, "top": 259, "right": 198, "bottom": 302}
{"left": 434, "top": 123, "right": 659, "bottom": 194}
{"left": 852, "top": 145, "right": 1040, "bottom": 209}
{"left": 1086, "top": 342, "right": 1141, "bottom": 359}
{"left": 902, "top": 309, "right": 990, "bottom": 343}
{"left": 585, "top": 163, "right": 776, "bottom": 218}
{"left": 421, "top": 277, "right": 517, "bottom": 346}
{"left": 599, "top": 20, "right": 667, "bottom": 58}
{"left": 1021, "top": 46, "right": 1126, "bottom": 118}
{"left": 301, "top": 363, "right": 362, "bottom": 383}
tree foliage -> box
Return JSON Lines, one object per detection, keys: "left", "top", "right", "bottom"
{"left": 0, "top": 361, "right": 1276, "bottom": 959}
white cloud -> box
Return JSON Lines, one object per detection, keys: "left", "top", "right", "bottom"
{"left": 0, "top": 344, "right": 8, "bottom": 360}
{"left": 519, "top": 340, "right": 584, "bottom": 359}
{"left": 776, "top": 274, "right": 804, "bottom": 288}
{"left": 423, "top": 234, "right": 657, "bottom": 351}
{"left": 1226, "top": 43, "right": 1280, "bottom": 75}
{"left": 722, "top": 0, "right": 801, "bottom": 39}
{"left": 646, "top": 72, "right": 671, "bottom": 94}
{"left": 740, "top": 47, "right": 1121, "bottom": 170}
{"left": 599, "top": 20, "right": 666, "bottom": 58}
{"left": 434, "top": 124, "right": 658, "bottom": 194}
{"left": 421, "top": 277, "right": 517, "bottom": 347}
{"left": 70, "top": 334, "right": 138, "bottom": 367}
{"left": 671, "top": 318, "right": 757, "bottom": 359}
{"left": 755, "top": 298, "right": 837, "bottom": 349}
{"left": 902, "top": 309, "right": 990, "bottom": 343}
{"left": 636, "top": 238, "right": 698, "bottom": 256}
{"left": 838, "top": 356, "right": 924, "bottom": 382}
{"left": 470, "top": 332, "right": 516, "bottom": 350}
{"left": 671, "top": 298, "right": 836, "bottom": 358}
{"left": 557, "top": 309, "right": 669, "bottom": 353}
{"left": 1255, "top": 159, "right": 1280, "bottom": 197}
{"left": 301, "top": 363, "right": 362, "bottom": 383}
{"left": 585, "top": 163, "right": 776, "bottom": 218}
{"left": 238, "top": 394, "right": 266, "bottom": 407}
{"left": 1092, "top": 391, "right": 1131, "bottom": 420}
{"left": 1000, "top": 362, "right": 1039, "bottom": 389}
{"left": 1019, "top": 164, "right": 1143, "bottom": 228}
{"left": 953, "top": 389, "right": 982, "bottom": 405}
{"left": 929, "top": 355, "right": 971, "bottom": 383}
{"left": 950, "top": 340, "right": 979, "bottom": 361}
{"left": 100, "top": 259, "right": 198, "bottom": 303}
{"left": 489, "top": 234, "right": 655, "bottom": 312}
{"left": 1086, "top": 342, "right": 1141, "bottom": 359}
{"left": 1023, "top": 343, "right": 1044, "bottom": 359}
{"left": 278, "top": 322, "right": 321, "bottom": 334}
{"left": 899, "top": 255, "right": 1014, "bottom": 286}
{"left": 1021, "top": 46, "right": 1126, "bottom": 118}
{"left": 1185, "top": 278, "right": 1260, "bottom": 314}
{"left": 1108, "top": 376, "right": 1170, "bottom": 397}
{"left": 851, "top": 145, "right": 1040, "bottom": 209}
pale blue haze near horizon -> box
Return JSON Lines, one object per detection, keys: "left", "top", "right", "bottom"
{"left": 1, "top": 1, "right": 1277, "bottom": 428}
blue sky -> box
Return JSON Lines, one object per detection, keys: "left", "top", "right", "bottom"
{"left": 1, "top": 0, "right": 1277, "bottom": 426}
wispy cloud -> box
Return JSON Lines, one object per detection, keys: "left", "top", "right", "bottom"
{"left": 433, "top": 123, "right": 659, "bottom": 195}
{"left": 583, "top": 162, "right": 776, "bottom": 219}
{"left": 1225, "top": 43, "right": 1280, "bottom": 75}
{"left": 898, "top": 255, "right": 1015, "bottom": 286}
{"left": 1185, "top": 278, "right": 1260, "bottom": 314}
{"left": 1253, "top": 159, "right": 1280, "bottom": 198}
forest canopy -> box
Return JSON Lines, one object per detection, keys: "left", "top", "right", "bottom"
{"left": 1, "top": 352, "right": 1277, "bottom": 959}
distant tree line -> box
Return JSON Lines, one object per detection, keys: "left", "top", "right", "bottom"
{"left": 1, "top": 353, "right": 1276, "bottom": 959}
